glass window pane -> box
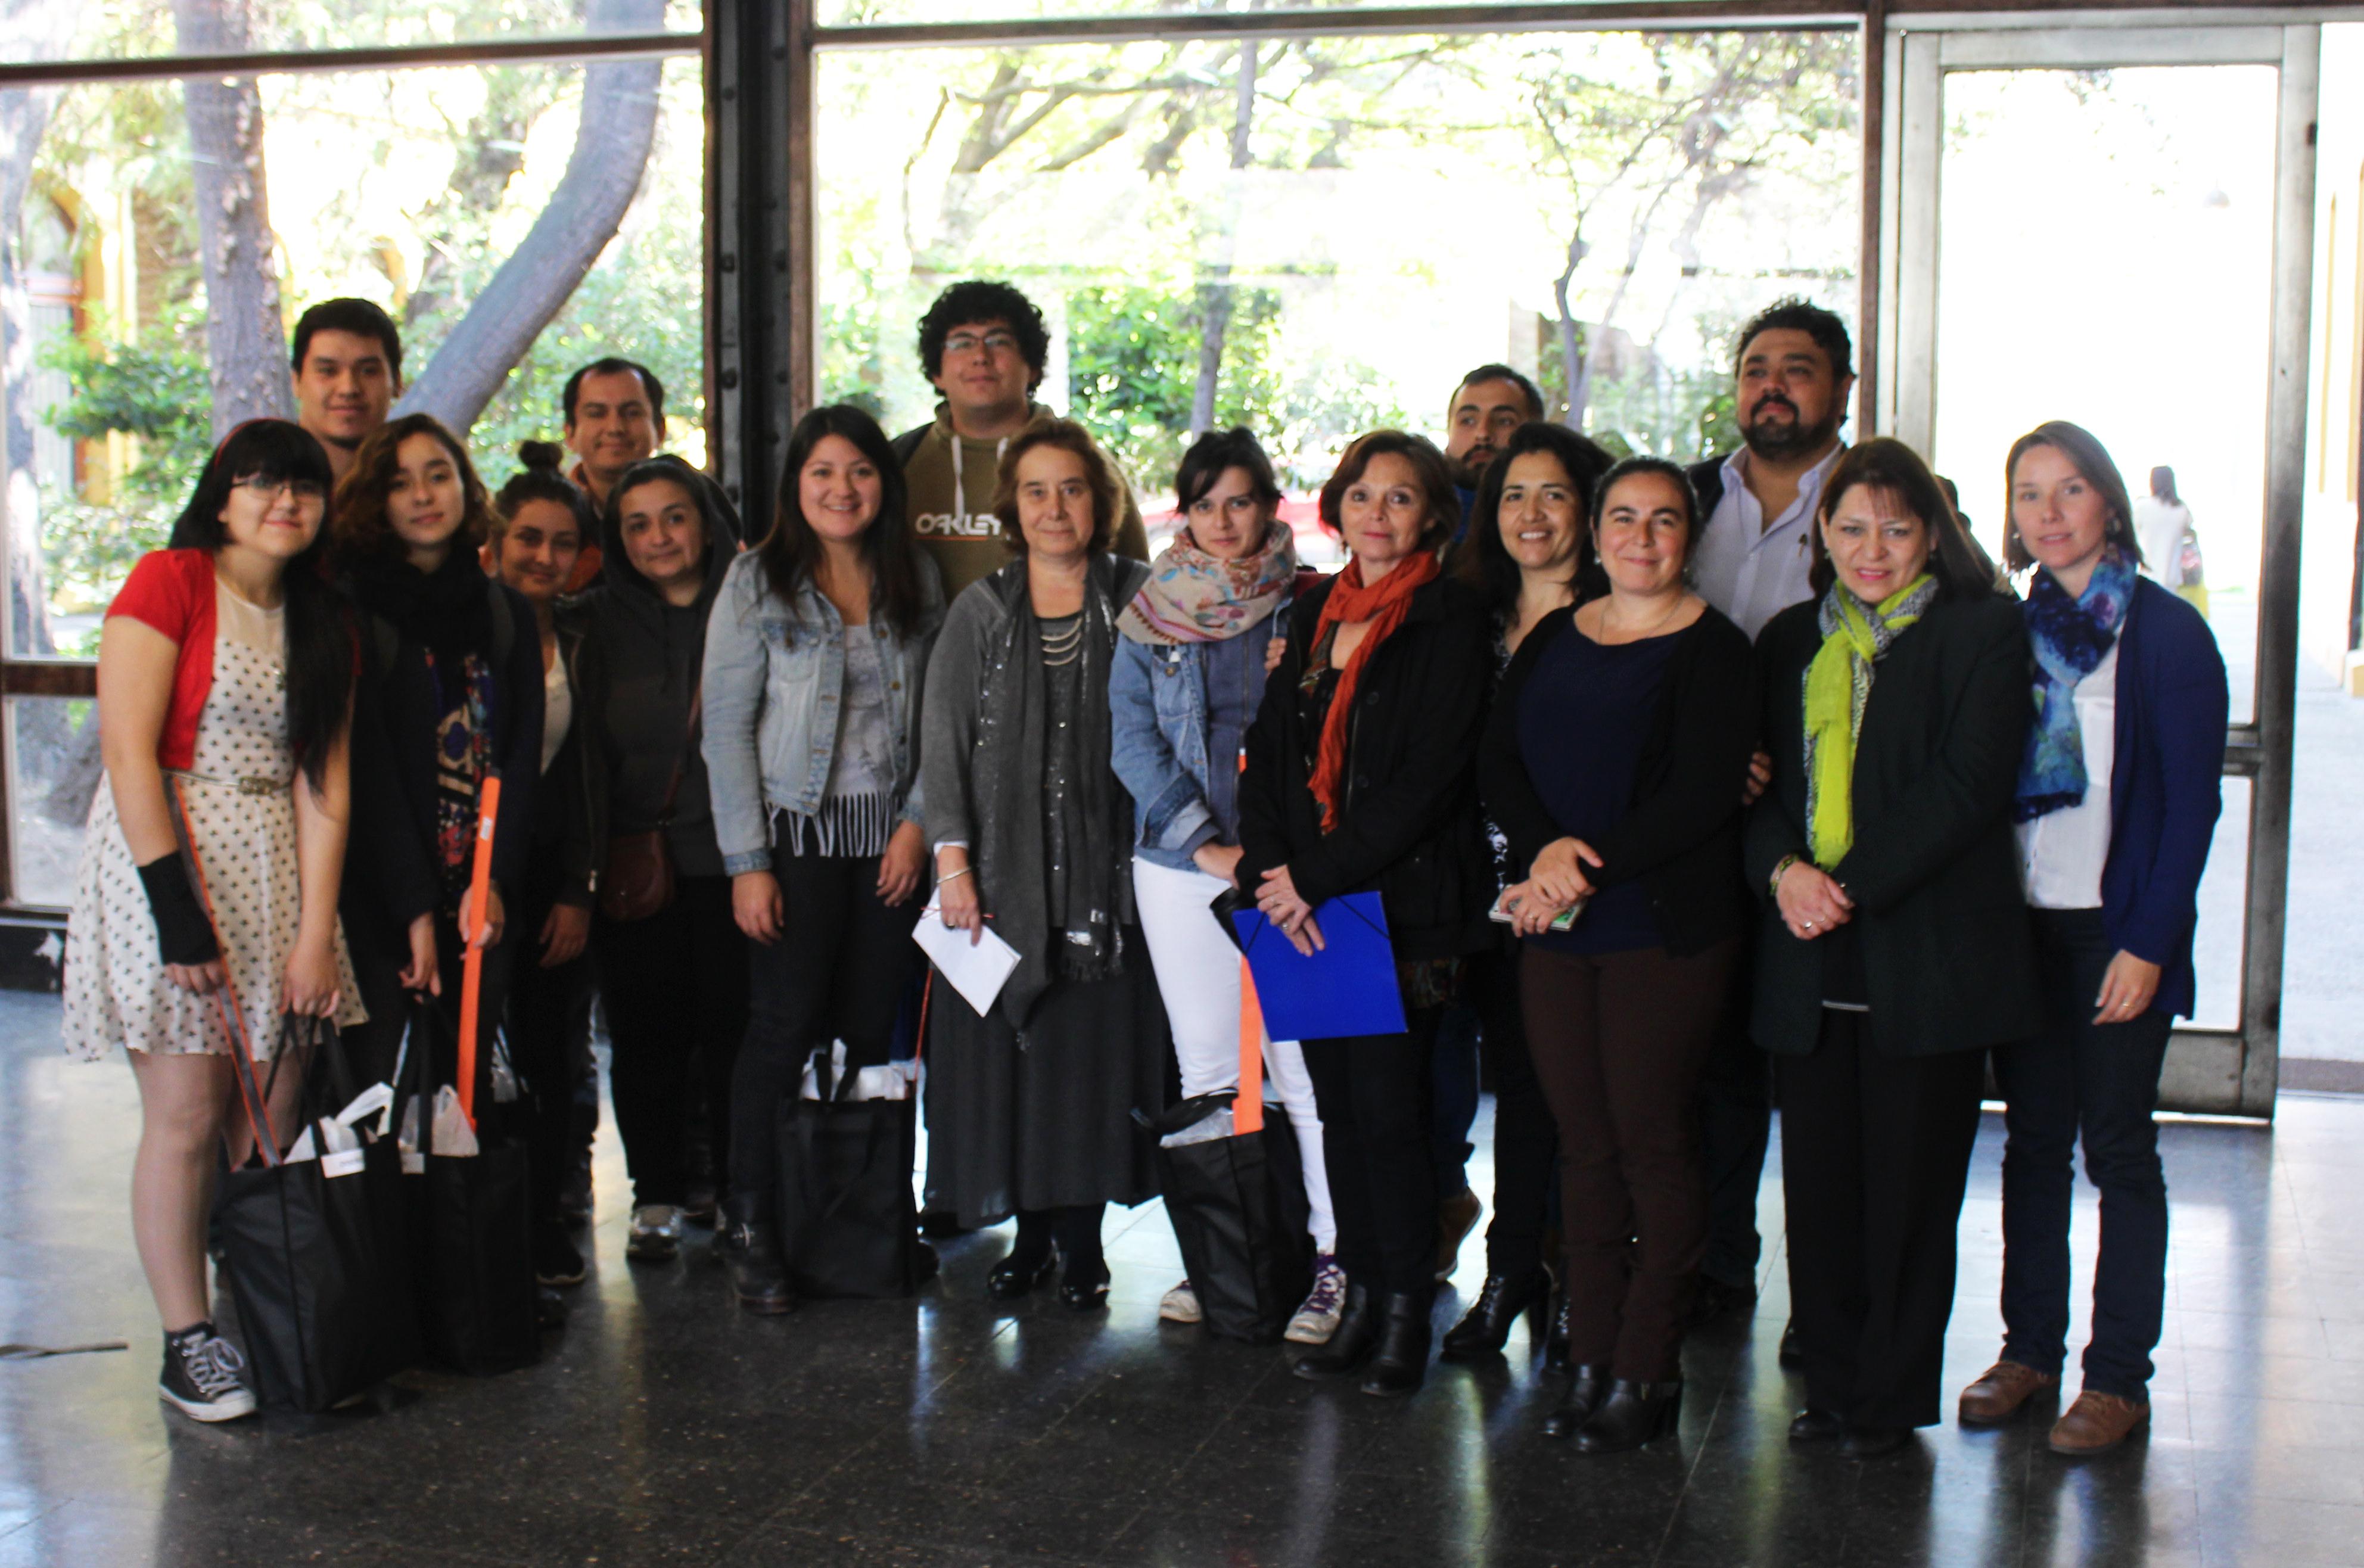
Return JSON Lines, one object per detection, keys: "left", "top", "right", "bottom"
{"left": 9, "top": 697, "right": 94, "bottom": 909}
{"left": 3, "top": 54, "right": 705, "bottom": 657}
{"left": 5, "top": 2, "right": 701, "bottom": 66}
{"left": 1931, "top": 65, "right": 2273, "bottom": 723}
{"left": 2189, "top": 773, "right": 2250, "bottom": 1033}
{"left": 819, "top": 33, "right": 1861, "bottom": 517}
{"left": 823, "top": 0, "right": 1735, "bottom": 30}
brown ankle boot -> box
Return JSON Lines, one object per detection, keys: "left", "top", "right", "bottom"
{"left": 2048, "top": 1390, "right": 2149, "bottom": 1455}
{"left": 1958, "top": 1361, "right": 2059, "bottom": 1426}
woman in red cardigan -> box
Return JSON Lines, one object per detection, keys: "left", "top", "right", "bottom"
{"left": 64, "top": 420, "right": 365, "bottom": 1424}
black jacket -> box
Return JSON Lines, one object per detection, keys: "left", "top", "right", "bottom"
{"left": 341, "top": 564, "right": 545, "bottom": 949}
{"left": 1237, "top": 572, "right": 1495, "bottom": 964}
{"left": 1743, "top": 590, "right": 2038, "bottom": 1057}
{"left": 570, "top": 458, "right": 744, "bottom": 881}
{"left": 1481, "top": 605, "right": 1755, "bottom": 957}
{"left": 525, "top": 606, "right": 605, "bottom": 909}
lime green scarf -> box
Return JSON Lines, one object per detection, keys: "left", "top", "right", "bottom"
{"left": 1802, "top": 574, "right": 1937, "bottom": 868}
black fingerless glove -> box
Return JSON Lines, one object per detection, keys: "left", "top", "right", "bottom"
{"left": 136, "top": 854, "right": 220, "bottom": 966}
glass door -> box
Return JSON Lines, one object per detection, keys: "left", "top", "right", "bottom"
{"left": 1881, "top": 23, "right": 2320, "bottom": 1115}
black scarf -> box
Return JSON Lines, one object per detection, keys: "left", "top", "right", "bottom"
{"left": 347, "top": 547, "right": 491, "bottom": 670}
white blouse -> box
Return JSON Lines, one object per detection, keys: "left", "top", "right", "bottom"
{"left": 2016, "top": 640, "right": 2117, "bottom": 910}
{"left": 540, "top": 644, "right": 574, "bottom": 776}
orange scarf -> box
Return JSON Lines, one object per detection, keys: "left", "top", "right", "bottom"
{"left": 1307, "top": 550, "right": 1440, "bottom": 830}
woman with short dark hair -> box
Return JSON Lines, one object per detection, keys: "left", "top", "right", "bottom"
{"left": 920, "top": 417, "right": 1169, "bottom": 1308}
{"left": 1239, "top": 430, "right": 1494, "bottom": 1398}
{"left": 576, "top": 455, "right": 747, "bottom": 1264}
{"left": 1747, "top": 436, "right": 2036, "bottom": 1459}
{"left": 1955, "top": 422, "right": 2226, "bottom": 1455}
{"left": 702, "top": 405, "right": 945, "bottom": 1313}
{"left": 1481, "top": 455, "right": 1755, "bottom": 1449}
{"left": 68, "top": 419, "right": 365, "bottom": 1421}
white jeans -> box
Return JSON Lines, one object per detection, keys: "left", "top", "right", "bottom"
{"left": 1132, "top": 854, "right": 1336, "bottom": 1252}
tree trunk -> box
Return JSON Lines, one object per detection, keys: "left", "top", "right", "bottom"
{"left": 396, "top": 0, "right": 667, "bottom": 435}
{"left": 1, "top": 0, "right": 77, "bottom": 656}
{"left": 174, "top": 0, "right": 292, "bottom": 437}
{"left": 1189, "top": 40, "right": 1259, "bottom": 437}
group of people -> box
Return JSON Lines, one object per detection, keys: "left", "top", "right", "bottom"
{"left": 68, "top": 284, "right": 2227, "bottom": 1473}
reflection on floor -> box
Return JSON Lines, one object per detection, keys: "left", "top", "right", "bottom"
{"left": 4, "top": 988, "right": 2361, "bottom": 1567}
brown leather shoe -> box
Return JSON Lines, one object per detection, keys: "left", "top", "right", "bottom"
{"left": 1434, "top": 1187, "right": 1483, "bottom": 1282}
{"left": 1958, "top": 1361, "right": 2060, "bottom": 1426}
{"left": 2048, "top": 1390, "right": 2149, "bottom": 1455}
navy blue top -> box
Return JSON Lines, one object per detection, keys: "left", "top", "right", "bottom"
{"left": 1516, "top": 626, "right": 1684, "bottom": 954}
{"left": 2083, "top": 576, "right": 2229, "bottom": 1019}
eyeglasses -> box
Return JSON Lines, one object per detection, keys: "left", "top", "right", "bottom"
{"left": 237, "top": 476, "right": 328, "bottom": 503}
{"left": 943, "top": 331, "right": 1019, "bottom": 357}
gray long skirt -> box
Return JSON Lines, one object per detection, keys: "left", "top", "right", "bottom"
{"left": 922, "top": 940, "right": 1169, "bottom": 1229}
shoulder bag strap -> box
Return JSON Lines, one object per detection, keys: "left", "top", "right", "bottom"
{"left": 655, "top": 685, "right": 704, "bottom": 825}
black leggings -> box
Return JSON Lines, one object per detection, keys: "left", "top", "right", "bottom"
{"left": 728, "top": 847, "right": 923, "bottom": 1202}
{"left": 1302, "top": 1007, "right": 1443, "bottom": 1301}
{"left": 593, "top": 876, "right": 748, "bottom": 1211}
{"left": 503, "top": 857, "right": 595, "bottom": 1231}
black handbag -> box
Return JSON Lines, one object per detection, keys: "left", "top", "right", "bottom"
{"left": 1147, "top": 899, "right": 1314, "bottom": 1343}
{"left": 773, "top": 1051, "right": 925, "bottom": 1299}
{"left": 212, "top": 1015, "right": 423, "bottom": 1414}
{"left": 399, "top": 998, "right": 540, "bottom": 1375}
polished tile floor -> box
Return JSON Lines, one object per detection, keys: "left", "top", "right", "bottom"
{"left": 6, "top": 988, "right": 2363, "bottom": 1567}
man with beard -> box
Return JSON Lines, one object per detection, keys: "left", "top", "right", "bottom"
{"left": 1687, "top": 301, "right": 1855, "bottom": 639}
{"left": 1442, "top": 364, "right": 1546, "bottom": 534}
{"left": 1685, "top": 299, "right": 1856, "bottom": 1336}
{"left": 290, "top": 298, "right": 402, "bottom": 486}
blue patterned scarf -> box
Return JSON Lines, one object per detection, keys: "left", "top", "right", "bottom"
{"left": 2015, "top": 547, "right": 2135, "bottom": 823}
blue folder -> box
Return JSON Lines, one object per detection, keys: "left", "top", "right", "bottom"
{"left": 1228, "top": 891, "right": 1407, "bottom": 1042}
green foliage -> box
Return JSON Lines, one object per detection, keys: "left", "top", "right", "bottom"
{"left": 36, "top": 312, "right": 211, "bottom": 508}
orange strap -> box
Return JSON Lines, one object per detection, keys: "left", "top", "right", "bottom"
{"left": 455, "top": 773, "right": 502, "bottom": 1127}
{"left": 169, "top": 779, "right": 279, "bottom": 1165}
{"left": 1235, "top": 956, "right": 1265, "bottom": 1135}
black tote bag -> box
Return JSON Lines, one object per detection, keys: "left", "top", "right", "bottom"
{"left": 774, "top": 1057, "right": 926, "bottom": 1299}
{"left": 213, "top": 1016, "right": 423, "bottom": 1414}
{"left": 1150, "top": 1100, "right": 1314, "bottom": 1343}
{"left": 400, "top": 999, "right": 540, "bottom": 1376}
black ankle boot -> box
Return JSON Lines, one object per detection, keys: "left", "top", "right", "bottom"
{"left": 720, "top": 1193, "right": 795, "bottom": 1315}
{"left": 988, "top": 1212, "right": 1059, "bottom": 1300}
{"left": 1541, "top": 1365, "right": 1611, "bottom": 1438}
{"left": 1294, "top": 1283, "right": 1377, "bottom": 1380}
{"left": 1441, "top": 1267, "right": 1551, "bottom": 1361}
{"left": 1358, "top": 1291, "right": 1432, "bottom": 1398}
{"left": 1543, "top": 1295, "right": 1573, "bottom": 1376}
{"left": 1573, "top": 1379, "right": 1683, "bottom": 1453}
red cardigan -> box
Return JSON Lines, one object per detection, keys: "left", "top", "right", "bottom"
{"left": 105, "top": 549, "right": 219, "bottom": 771}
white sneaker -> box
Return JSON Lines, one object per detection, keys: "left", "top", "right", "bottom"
{"left": 1285, "top": 1254, "right": 1348, "bottom": 1345}
{"left": 627, "top": 1203, "right": 683, "bottom": 1261}
{"left": 1159, "top": 1280, "right": 1202, "bottom": 1324}
{"left": 158, "top": 1325, "right": 257, "bottom": 1422}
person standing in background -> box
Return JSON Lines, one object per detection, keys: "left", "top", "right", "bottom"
{"left": 484, "top": 444, "right": 603, "bottom": 1293}
{"left": 2131, "top": 466, "right": 2207, "bottom": 618}
{"left": 557, "top": 358, "right": 669, "bottom": 593}
{"left": 574, "top": 457, "right": 747, "bottom": 1264}
{"left": 1684, "top": 298, "right": 1856, "bottom": 1331}
{"left": 891, "top": 280, "right": 1149, "bottom": 605}
{"left": 290, "top": 299, "right": 402, "bottom": 489}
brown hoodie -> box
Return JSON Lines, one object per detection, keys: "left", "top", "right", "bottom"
{"left": 896, "top": 401, "right": 1149, "bottom": 603}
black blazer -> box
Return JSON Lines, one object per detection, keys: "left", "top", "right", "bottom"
{"left": 1481, "top": 605, "right": 1755, "bottom": 957}
{"left": 1743, "top": 590, "right": 2038, "bottom": 1057}
{"left": 526, "top": 605, "right": 608, "bottom": 910}
{"left": 1237, "top": 572, "right": 1495, "bottom": 964}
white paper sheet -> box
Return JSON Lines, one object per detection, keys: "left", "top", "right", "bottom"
{"left": 912, "top": 903, "right": 1021, "bottom": 1017}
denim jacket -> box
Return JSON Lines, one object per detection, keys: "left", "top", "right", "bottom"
{"left": 701, "top": 549, "right": 946, "bottom": 875}
{"left": 1108, "top": 600, "right": 1284, "bottom": 872}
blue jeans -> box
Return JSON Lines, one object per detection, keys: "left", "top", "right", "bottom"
{"left": 1992, "top": 908, "right": 2174, "bottom": 1401}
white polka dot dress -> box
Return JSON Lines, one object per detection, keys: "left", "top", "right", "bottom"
{"left": 62, "top": 585, "right": 366, "bottom": 1062}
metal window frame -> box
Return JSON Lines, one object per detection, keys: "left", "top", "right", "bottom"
{"left": 1881, "top": 19, "right": 2319, "bottom": 1116}
{"left": 0, "top": 24, "right": 704, "bottom": 917}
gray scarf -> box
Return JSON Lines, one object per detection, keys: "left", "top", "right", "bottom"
{"left": 969, "top": 555, "right": 1144, "bottom": 1026}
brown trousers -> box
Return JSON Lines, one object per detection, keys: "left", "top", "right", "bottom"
{"left": 1522, "top": 938, "right": 1742, "bottom": 1381}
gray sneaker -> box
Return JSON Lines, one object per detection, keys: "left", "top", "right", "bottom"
{"left": 1286, "top": 1254, "right": 1347, "bottom": 1344}
{"left": 627, "top": 1203, "right": 683, "bottom": 1261}
{"left": 1159, "top": 1280, "right": 1202, "bottom": 1324}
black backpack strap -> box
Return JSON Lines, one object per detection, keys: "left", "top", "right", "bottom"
{"left": 890, "top": 424, "right": 929, "bottom": 466}
{"left": 485, "top": 578, "right": 516, "bottom": 669}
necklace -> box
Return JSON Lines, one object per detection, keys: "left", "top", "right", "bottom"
{"left": 1040, "top": 614, "right": 1084, "bottom": 667}
{"left": 1599, "top": 593, "right": 1687, "bottom": 645}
